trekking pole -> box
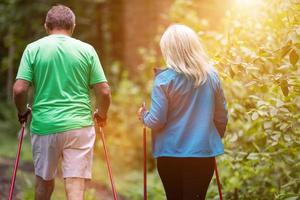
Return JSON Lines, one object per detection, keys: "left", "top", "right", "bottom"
{"left": 214, "top": 157, "right": 223, "bottom": 200}
{"left": 143, "top": 125, "right": 147, "bottom": 200}
{"left": 8, "top": 122, "right": 26, "bottom": 200}
{"left": 97, "top": 125, "right": 118, "bottom": 200}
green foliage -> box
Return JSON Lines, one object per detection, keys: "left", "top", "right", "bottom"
{"left": 0, "top": 103, "right": 32, "bottom": 161}
{"left": 0, "top": 103, "right": 18, "bottom": 135}
{"left": 165, "top": 0, "right": 300, "bottom": 199}
{"left": 111, "top": 0, "right": 300, "bottom": 199}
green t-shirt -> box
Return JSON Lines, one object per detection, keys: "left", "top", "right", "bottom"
{"left": 16, "top": 34, "right": 107, "bottom": 135}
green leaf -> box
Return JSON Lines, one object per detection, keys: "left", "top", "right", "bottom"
{"left": 280, "top": 80, "right": 289, "bottom": 96}
{"left": 245, "top": 80, "right": 257, "bottom": 87}
{"left": 270, "top": 108, "right": 278, "bottom": 116}
{"left": 294, "top": 42, "right": 300, "bottom": 49}
{"left": 257, "top": 100, "right": 267, "bottom": 107}
{"left": 251, "top": 112, "right": 259, "bottom": 120}
{"left": 247, "top": 153, "right": 259, "bottom": 160}
{"left": 276, "top": 99, "right": 285, "bottom": 107}
{"left": 263, "top": 121, "right": 273, "bottom": 129}
{"left": 289, "top": 49, "right": 298, "bottom": 66}
{"left": 229, "top": 66, "right": 235, "bottom": 78}
{"left": 281, "top": 45, "right": 291, "bottom": 58}
{"left": 283, "top": 197, "right": 299, "bottom": 200}
{"left": 279, "top": 107, "right": 289, "bottom": 113}
{"left": 283, "top": 134, "right": 291, "bottom": 141}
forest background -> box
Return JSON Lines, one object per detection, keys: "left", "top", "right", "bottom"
{"left": 0, "top": 0, "right": 299, "bottom": 199}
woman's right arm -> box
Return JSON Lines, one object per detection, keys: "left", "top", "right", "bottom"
{"left": 214, "top": 77, "right": 228, "bottom": 138}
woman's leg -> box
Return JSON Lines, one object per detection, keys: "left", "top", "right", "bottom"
{"left": 157, "top": 157, "right": 183, "bottom": 200}
{"left": 182, "top": 157, "right": 215, "bottom": 200}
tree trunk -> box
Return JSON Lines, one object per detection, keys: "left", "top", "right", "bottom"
{"left": 234, "top": 188, "right": 239, "bottom": 200}
{"left": 6, "top": 27, "right": 15, "bottom": 104}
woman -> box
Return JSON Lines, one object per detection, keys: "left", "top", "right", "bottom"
{"left": 138, "top": 24, "right": 228, "bottom": 200}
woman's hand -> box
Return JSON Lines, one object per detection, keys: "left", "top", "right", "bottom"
{"left": 137, "top": 102, "right": 147, "bottom": 121}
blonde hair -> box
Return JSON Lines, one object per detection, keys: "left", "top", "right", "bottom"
{"left": 160, "top": 24, "right": 212, "bottom": 86}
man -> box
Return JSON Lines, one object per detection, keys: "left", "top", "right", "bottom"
{"left": 13, "top": 5, "right": 111, "bottom": 200}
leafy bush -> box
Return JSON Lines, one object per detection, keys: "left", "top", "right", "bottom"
{"left": 162, "top": 0, "right": 300, "bottom": 199}
{"left": 106, "top": 0, "right": 300, "bottom": 199}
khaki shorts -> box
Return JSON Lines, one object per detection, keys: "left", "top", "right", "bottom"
{"left": 31, "top": 126, "right": 95, "bottom": 181}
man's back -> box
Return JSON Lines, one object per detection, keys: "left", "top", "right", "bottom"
{"left": 17, "top": 34, "right": 106, "bottom": 134}
{"left": 13, "top": 6, "right": 111, "bottom": 199}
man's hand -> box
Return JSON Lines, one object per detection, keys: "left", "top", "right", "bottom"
{"left": 94, "top": 109, "right": 107, "bottom": 127}
{"left": 137, "top": 102, "right": 147, "bottom": 121}
{"left": 18, "top": 106, "right": 32, "bottom": 124}
{"left": 13, "top": 79, "right": 31, "bottom": 124}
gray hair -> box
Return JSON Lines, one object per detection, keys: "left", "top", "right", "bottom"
{"left": 45, "top": 5, "right": 75, "bottom": 30}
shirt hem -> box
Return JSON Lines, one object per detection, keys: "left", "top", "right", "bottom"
{"left": 153, "top": 150, "right": 224, "bottom": 158}
{"left": 16, "top": 77, "right": 32, "bottom": 83}
{"left": 31, "top": 123, "right": 94, "bottom": 135}
{"left": 89, "top": 79, "right": 107, "bottom": 86}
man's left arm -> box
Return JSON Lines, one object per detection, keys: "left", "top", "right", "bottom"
{"left": 13, "top": 80, "right": 30, "bottom": 114}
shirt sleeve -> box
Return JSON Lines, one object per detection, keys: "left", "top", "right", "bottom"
{"left": 214, "top": 75, "right": 228, "bottom": 138}
{"left": 89, "top": 47, "right": 107, "bottom": 86}
{"left": 143, "top": 76, "right": 169, "bottom": 130}
{"left": 16, "top": 46, "right": 33, "bottom": 82}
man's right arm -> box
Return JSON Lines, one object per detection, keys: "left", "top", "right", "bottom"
{"left": 89, "top": 46, "right": 111, "bottom": 126}
{"left": 93, "top": 82, "right": 111, "bottom": 126}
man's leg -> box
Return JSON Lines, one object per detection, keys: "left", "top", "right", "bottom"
{"left": 62, "top": 127, "right": 96, "bottom": 200}
{"left": 35, "top": 175, "right": 54, "bottom": 200}
{"left": 31, "top": 133, "right": 61, "bottom": 200}
{"left": 64, "top": 178, "right": 86, "bottom": 200}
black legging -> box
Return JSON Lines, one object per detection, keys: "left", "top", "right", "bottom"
{"left": 157, "top": 157, "right": 215, "bottom": 200}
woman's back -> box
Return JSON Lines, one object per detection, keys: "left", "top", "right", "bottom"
{"left": 143, "top": 68, "right": 227, "bottom": 158}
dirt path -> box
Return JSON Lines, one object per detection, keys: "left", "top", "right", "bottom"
{"left": 0, "top": 158, "right": 125, "bottom": 200}
{"left": 0, "top": 157, "right": 33, "bottom": 200}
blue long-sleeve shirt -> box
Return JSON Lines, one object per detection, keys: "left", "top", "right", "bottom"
{"left": 142, "top": 68, "right": 228, "bottom": 158}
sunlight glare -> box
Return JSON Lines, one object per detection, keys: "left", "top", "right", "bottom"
{"left": 235, "top": 0, "right": 260, "bottom": 7}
